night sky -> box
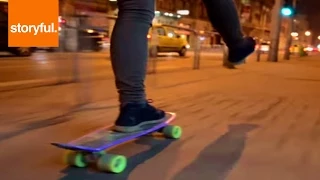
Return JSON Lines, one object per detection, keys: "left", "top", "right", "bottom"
{"left": 297, "top": 0, "right": 320, "bottom": 39}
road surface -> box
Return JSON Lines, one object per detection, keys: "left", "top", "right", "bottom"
{"left": 0, "top": 49, "right": 226, "bottom": 83}
{"left": 0, "top": 54, "right": 320, "bottom": 179}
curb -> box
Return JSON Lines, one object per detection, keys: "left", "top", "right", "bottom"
{"left": 0, "top": 73, "right": 113, "bottom": 92}
{"left": 0, "top": 78, "right": 74, "bottom": 92}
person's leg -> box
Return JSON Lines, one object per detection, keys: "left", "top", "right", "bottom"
{"left": 202, "top": 0, "right": 256, "bottom": 64}
{"left": 110, "top": 0, "right": 165, "bottom": 132}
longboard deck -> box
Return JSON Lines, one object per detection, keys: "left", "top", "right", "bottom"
{"left": 51, "top": 112, "right": 176, "bottom": 153}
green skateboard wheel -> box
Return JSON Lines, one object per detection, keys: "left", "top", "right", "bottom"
{"left": 63, "top": 150, "right": 87, "bottom": 168}
{"left": 163, "top": 125, "right": 182, "bottom": 139}
{"left": 97, "top": 154, "right": 127, "bottom": 173}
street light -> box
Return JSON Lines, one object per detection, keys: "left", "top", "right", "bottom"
{"left": 291, "top": 32, "right": 298, "bottom": 37}
{"left": 177, "top": 10, "right": 189, "bottom": 15}
{"left": 305, "top": 31, "right": 311, "bottom": 36}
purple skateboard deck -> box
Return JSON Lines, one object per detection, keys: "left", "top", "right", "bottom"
{"left": 51, "top": 112, "right": 176, "bottom": 153}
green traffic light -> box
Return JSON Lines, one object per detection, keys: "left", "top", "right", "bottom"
{"left": 281, "top": 7, "right": 293, "bottom": 16}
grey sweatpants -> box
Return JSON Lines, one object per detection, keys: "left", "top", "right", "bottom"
{"left": 110, "top": 0, "right": 243, "bottom": 104}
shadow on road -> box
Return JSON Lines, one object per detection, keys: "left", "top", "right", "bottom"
{"left": 0, "top": 113, "right": 72, "bottom": 142}
{"left": 59, "top": 136, "right": 177, "bottom": 180}
{"left": 172, "top": 123, "right": 258, "bottom": 180}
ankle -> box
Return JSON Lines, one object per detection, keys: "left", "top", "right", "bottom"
{"left": 120, "top": 101, "right": 147, "bottom": 108}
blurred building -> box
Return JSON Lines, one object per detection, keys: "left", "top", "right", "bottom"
{"left": 59, "top": 0, "right": 298, "bottom": 50}
{"left": 58, "top": 0, "right": 112, "bottom": 50}
{"left": 237, "top": 0, "right": 273, "bottom": 40}
{"left": 292, "top": 14, "right": 311, "bottom": 46}
{"left": 59, "top": 0, "right": 109, "bottom": 28}
{"left": 154, "top": 0, "right": 278, "bottom": 48}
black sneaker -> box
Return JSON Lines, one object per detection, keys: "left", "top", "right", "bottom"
{"left": 228, "top": 36, "right": 256, "bottom": 65}
{"left": 114, "top": 101, "right": 166, "bottom": 133}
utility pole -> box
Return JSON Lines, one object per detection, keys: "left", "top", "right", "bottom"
{"left": 283, "top": 0, "right": 297, "bottom": 60}
{"left": 192, "top": 0, "right": 201, "bottom": 69}
{"left": 256, "top": 7, "right": 268, "bottom": 62}
{"left": 268, "top": 0, "right": 284, "bottom": 62}
{"left": 146, "top": 0, "right": 159, "bottom": 73}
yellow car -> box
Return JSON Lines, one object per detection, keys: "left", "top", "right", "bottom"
{"left": 148, "top": 24, "right": 189, "bottom": 57}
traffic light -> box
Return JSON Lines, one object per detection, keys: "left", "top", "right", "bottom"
{"left": 281, "top": 0, "right": 295, "bottom": 17}
{"left": 281, "top": 7, "right": 293, "bottom": 16}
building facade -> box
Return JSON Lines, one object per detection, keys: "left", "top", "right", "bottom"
{"left": 59, "top": 0, "right": 296, "bottom": 49}
{"left": 155, "top": 0, "right": 277, "bottom": 48}
{"left": 292, "top": 14, "right": 311, "bottom": 46}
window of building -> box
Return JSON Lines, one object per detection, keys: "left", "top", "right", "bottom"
{"left": 168, "top": 0, "right": 174, "bottom": 11}
{"left": 200, "top": 2, "right": 206, "bottom": 19}
{"left": 185, "top": 1, "right": 190, "bottom": 10}
{"left": 176, "top": 0, "right": 183, "bottom": 10}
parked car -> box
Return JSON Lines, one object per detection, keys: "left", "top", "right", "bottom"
{"left": 304, "top": 45, "right": 318, "bottom": 52}
{"left": 255, "top": 42, "right": 270, "bottom": 54}
{"left": 37, "top": 27, "right": 105, "bottom": 52}
{"left": 148, "top": 24, "right": 190, "bottom": 57}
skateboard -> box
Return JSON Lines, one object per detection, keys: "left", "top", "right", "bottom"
{"left": 51, "top": 112, "right": 182, "bottom": 173}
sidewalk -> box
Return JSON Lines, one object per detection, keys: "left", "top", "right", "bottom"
{"left": 1, "top": 54, "right": 319, "bottom": 127}
{"left": 0, "top": 49, "right": 309, "bottom": 92}
{"left": 1, "top": 54, "right": 320, "bottom": 179}
{"left": 0, "top": 51, "right": 223, "bottom": 91}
